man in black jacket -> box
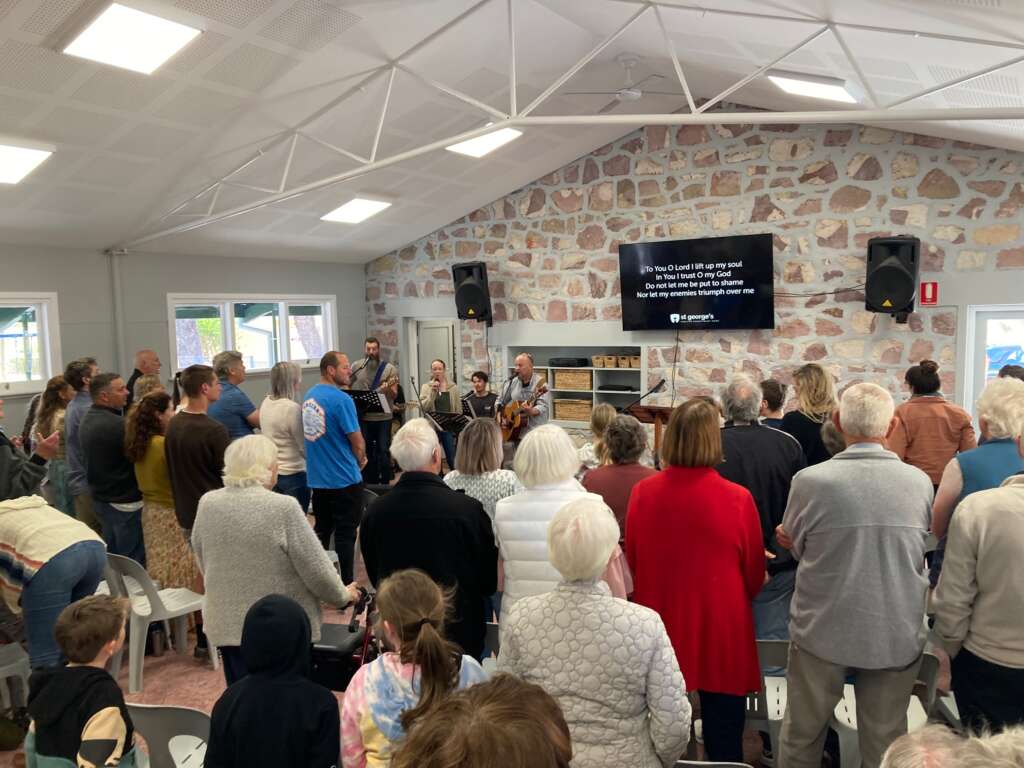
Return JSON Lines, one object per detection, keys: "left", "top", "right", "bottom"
{"left": 717, "top": 375, "right": 806, "bottom": 638}
{"left": 80, "top": 373, "right": 145, "bottom": 564}
{"left": 360, "top": 418, "right": 497, "bottom": 660}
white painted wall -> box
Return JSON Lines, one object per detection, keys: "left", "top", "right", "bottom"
{"left": 0, "top": 244, "right": 366, "bottom": 431}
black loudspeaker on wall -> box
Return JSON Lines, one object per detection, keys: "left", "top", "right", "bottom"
{"left": 865, "top": 235, "right": 920, "bottom": 324}
{"left": 452, "top": 261, "right": 493, "bottom": 326}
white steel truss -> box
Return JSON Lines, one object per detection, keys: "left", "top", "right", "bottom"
{"left": 119, "top": 0, "right": 1024, "bottom": 250}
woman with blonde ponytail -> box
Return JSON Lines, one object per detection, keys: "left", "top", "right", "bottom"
{"left": 341, "top": 569, "right": 488, "bottom": 768}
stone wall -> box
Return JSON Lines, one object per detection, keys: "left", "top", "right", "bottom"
{"left": 365, "top": 117, "right": 1024, "bottom": 405}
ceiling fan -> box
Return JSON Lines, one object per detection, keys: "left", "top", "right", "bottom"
{"left": 565, "top": 53, "right": 685, "bottom": 113}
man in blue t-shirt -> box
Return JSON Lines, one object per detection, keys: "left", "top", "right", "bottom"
{"left": 303, "top": 351, "right": 367, "bottom": 583}
{"left": 208, "top": 350, "right": 260, "bottom": 440}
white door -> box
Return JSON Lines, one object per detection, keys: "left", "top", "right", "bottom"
{"left": 966, "top": 305, "right": 1024, "bottom": 412}
{"left": 416, "top": 320, "right": 457, "bottom": 393}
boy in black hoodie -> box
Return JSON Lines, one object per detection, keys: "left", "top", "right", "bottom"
{"left": 26, "top": 595, "right": 136, "bottom": 767}
{"left": 205, "top": 594, "right": 340, "bottom": 768}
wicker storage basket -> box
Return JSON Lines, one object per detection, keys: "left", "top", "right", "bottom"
{"left": 591, "top": 355, "right": 605, "bottom": 367}
{"left": 629, "top": 355, "right": 641, "bottom": 368}
{"left": 617, "top": 356, "right": 631, "bottom": 368}
{"left": 554, "top": 399, "right": 592, "bottom": 422}
{"left": 553, "top": 369, "right": 592, "bottom": 391}
{"left": 601, "top": 355, "right": 618, "bottom": 368}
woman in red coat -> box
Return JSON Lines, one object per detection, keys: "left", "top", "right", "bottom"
{"left": 626, "top": 398, "right": 766, "bottom": 763}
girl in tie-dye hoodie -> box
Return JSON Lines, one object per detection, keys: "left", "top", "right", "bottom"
{"left": 341, "top": 569, "right": 488, "bottom": 768}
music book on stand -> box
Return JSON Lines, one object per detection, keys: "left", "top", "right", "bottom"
{"left": 430, "top": 411, "right": 471, "bottom": 435}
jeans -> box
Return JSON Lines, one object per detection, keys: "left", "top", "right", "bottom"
{"left": 753, "top": 568, "right": 795, "bottom": 675}
{"left": 274, "top": 471, "right": 310, "bottom": 512}
{"left": 360, "top": 419, "right": 393, "bottom": 485}
{"left": 312, "top": 485, "right": 364, "bottom": 583}
{"left": 952, "top": 647, "right": 1024, "bottom": 733}
{"left": 93, "top": 500, "right": 146, "bottom": 567}
{"left": 22, "top": 540, "right": 106, "bottom": 667}
{"left": 699, "top": 690, "right": 747, "bottom": 762}
{"left": 438, "top": 431, "right": 456, "bottom": 471}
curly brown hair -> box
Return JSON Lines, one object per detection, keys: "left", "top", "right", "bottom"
{"left": 35, "top": 375, "right": 71, "bottom": 436}
{"left": 124, "top": 390, "right": 172, "bottom": 463}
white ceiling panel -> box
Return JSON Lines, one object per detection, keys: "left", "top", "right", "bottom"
{"left": 112, "top": 122, "right": 199, "bottom": 157}
{"left": 173, "top": 0, "right": 276, "bottom": 29}
{"left": 71, "top": 155, "right": 157, "bottom": 187}
{"left": 72, "top": 68, "right": 174, "bottom": 111}
{"left": 32, "top": 106, "right": 125, "bottom": 146}
{"left": 154, "top": 84, "right": 245, "bottom": 126}
{"left": 259, "top": 0, "right": 361, "bottom": 52}
{"left": 0, "top": 38, "right": 89, "bottom": 93}
{"left": 204, "top": 42, "right": 301, "bottom": 92}
{"left": 164, "top": 30, "right": 231, "bottom": 73}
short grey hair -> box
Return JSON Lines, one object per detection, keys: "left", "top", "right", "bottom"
{"left": 454, "top": 418, "right": 503, "bottom": 475}
{"left": 838, "top": 382, "right": 894, "bottom": 439}
{"left": 976, "top": 375, "right": 1024, "bottom": 440}
{"left": 513, "top": 424, "right": 580, "bottom": 488}
{"left": 223, "top": 434, "right": 277, "bottom": 488}
{"left": 212, "top": 350, "right": 243, "bottom": 378}
{"left": 269, "top": 361, "right": 302, "bottom": 400}
{"left": 548, "top": 497, "right": 620, "bottom": 582}
{"left": 721, "top": 375, "right": 763, "bottom": 423}
{"left": 604, "top": 415, "right": 647, "bottom": 464}
{"left": 390, "top": 418, "right": 440, "bottom": 472}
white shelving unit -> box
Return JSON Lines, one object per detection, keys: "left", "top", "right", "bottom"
{"left": 505, "top": 346, "right": 644, "bottom": 427}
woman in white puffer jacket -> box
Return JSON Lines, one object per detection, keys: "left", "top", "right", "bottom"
{"left": 494, "top": 424, "right": 629, "bottom": 615}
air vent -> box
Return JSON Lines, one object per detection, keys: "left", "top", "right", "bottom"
{"left": 205, "top": 43, "right": 300, "bottom": 92}
{"left": 20, "top": 0, "right": 88, "bottom": 37}
{"left": 260, "top": 0, "right": 360, "bottom": 52}
{"left": 174, "top": 0, "right": 275, "bottom": 29}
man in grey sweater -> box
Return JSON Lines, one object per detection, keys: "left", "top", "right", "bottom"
{"left": 776, "top": 382, "right": 932, "bottom": 768}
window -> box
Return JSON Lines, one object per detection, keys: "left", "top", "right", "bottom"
{"left": 0, "top": 293, "right": 62, "bottom": 396}
{"left": 966, "top": 304, "right": 1024, "bottom": 412}
{"left": 168, "top": 294, "right": 335, "bottom": 373}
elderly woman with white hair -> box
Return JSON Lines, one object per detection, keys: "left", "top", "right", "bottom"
{"left": 929, "top": 375, "right": 1024, "bottom": 587}
{"left": 360, "top": 418, "right": 497, "bottom": 659}
{"left": 498, "top": 496, "right": 691, "bottom": 768}
{"left": 494, "top": 424, "right": 629, "bottom": 615}
{"left": 191, "top": 434, "right": 359, "bottom": 684}
{"left": 260, "top": 361, "right": 308, "bottom": 511}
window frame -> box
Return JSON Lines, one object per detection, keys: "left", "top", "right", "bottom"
{"left": 0, "top": 292, "right": 62, "bottom": 397}
{"left": 167, "top": 293, "right": 336, "bottom": 374}
{"left": 964, "top": 303, "right": 1024, "bottom": 415}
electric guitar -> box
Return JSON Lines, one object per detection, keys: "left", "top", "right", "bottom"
{"left": 499, "top": 382, "right": 548, "bottom": 442}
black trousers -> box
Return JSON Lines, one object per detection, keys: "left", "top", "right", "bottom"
{"left": 698, "top": 690, "right": 747, "bottom": 763}
{"left": 952, "top": 647, "right": 1024, "bottom": 733}
{"left": 360, "top": 419, "right": 392, "bottom": 485}
{"left": 312, "top": 485, "right": 364, "bottom": 583}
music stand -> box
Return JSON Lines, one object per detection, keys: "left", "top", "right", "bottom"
{"left": 349, "top": 389, "right": 389, "bottom": 418}
{"left": 628, "top": 405, "right": 674, "bottom": 458}
{"left": 430, "top": 412, "right": 471, "bottom": 436}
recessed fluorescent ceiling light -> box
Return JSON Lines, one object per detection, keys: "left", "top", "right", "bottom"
{"left": 64, "top": 3, "right": 201, "bottom": 75}
{"left": 0, "top": 144, "right": 53, "bottom": 184}
{"left": 766, "top": 70, "right": 859, "bottom": 104}
{"left": 321, "top": 198, "right": 392, "bottom": 224}
{"left": 446, "top": 127, "right": 522, "bottom": 158}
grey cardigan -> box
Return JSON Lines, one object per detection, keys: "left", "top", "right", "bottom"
{"left": 783, "top": 443, "right": 932, "bottom": 669}
{"left": 192, "top": 485, "right": 351, "bottom": 647}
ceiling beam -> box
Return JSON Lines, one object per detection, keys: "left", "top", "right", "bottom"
{"left": 654, "top": 4, "right": 696, "bottom": 113}
{"left": 886, "top": 51, "right": 1024, "bottom": 109}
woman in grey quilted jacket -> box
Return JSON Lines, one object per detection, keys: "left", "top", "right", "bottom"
{"left": 498, "top": 496, "right": 691, "bottom": 768}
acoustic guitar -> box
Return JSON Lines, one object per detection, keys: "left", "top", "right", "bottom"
{"left": 499, "top": 382, "right": 548, "bottom": 442}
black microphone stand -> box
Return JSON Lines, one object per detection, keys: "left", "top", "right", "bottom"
{"left": 618, "top": 379, "right": 667, "bottom": 414}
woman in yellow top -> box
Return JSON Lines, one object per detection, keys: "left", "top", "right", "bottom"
{"left": 418, "top": 359, "right": 460, "bottom": 471}
{"left": 124, "top": 390, "right": 199, "bottom": 590}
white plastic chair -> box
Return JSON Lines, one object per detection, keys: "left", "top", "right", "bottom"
{"left": 106, "top": 554, "right": 205, "bottom": 694}
{"left": 127, "top": 703, "right": 209, "bottom": 768}
{"left": 675, "top": 761, "right": 753, "bottom": 767}
{"left": 829, "top": 651, "right": 941, "bottom": 768}
{"left": 0, "top": 643, "right": 30, "bottom": 710}
{"left": 744, "top": 639, "right": 789, "bottom": 755}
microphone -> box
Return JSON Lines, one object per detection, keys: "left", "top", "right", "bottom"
{"left": 654, "top": 378, "right": 667, "bottom": 392}
{"left": 620, "top": 378, "right": 668, "bottom": 414}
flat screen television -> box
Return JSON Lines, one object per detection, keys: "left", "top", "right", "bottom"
{"left": 618, "top": 233, "right": 775, "bottom": 331}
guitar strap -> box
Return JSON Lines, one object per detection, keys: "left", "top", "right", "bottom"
{"left": 370, "top": 360, "right": 387, "bottom": 390}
